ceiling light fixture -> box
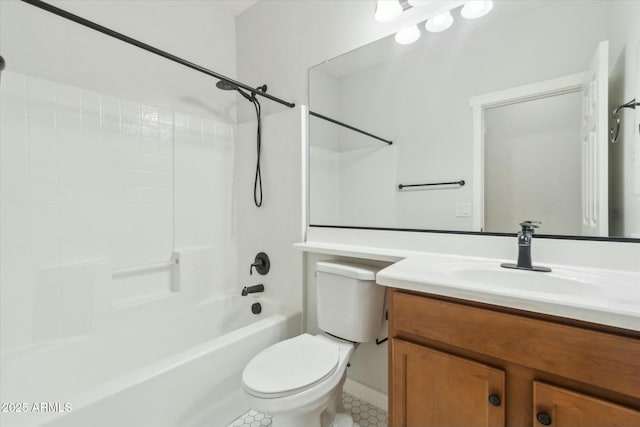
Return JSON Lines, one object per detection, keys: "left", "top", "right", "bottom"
{"left": 425, "top": 11, "right": 454, "bottom": 32}
{"left": 461, "top": 0, "right": 493, "bottom": 19}
{"left": 395, "top": 24, "right": 421, "bottom": 45}
{"left": 374, "top": 0, "right": 403, "bottom": 22}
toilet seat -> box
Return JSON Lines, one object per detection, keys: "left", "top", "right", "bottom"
{"left": 243, "top": 334, "right": 340, "bottom": 398}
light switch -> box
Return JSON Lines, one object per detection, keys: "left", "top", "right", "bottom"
{"left": 456, "top": 203, "right": 471, "bottom": 218}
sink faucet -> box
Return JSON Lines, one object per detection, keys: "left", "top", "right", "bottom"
{"left": 501, "top": 221, "right": 551, "bottom": 272}
{"left": 241, "top": 284, "right": 265, "bottom": 296}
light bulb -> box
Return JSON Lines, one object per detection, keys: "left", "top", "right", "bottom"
{"left": 395, "top": 25, "right": 421, "bottom": 45}
{"left": 425, "top": 11, "right": 453, "bottom": 32}
{"left": 407, "top": 0, "right": 430, "bottom": 6}
{"left": 374, "top": 0, "right": 403, "bottom": 22}
{"left": 461, "top": 1, "right": 493, "bottom": 19}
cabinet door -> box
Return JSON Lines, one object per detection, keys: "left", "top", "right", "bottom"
{"left": 390, "top": 339, "right": 505, "bottom": 427}
{"left": 533, "top": 382, "right": 640, "bottom": 427}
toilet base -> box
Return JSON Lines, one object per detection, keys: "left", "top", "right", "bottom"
{"left": 331, "top": 413, "right": 355, "bottom": 427}
{"left": 267, "top": 372, "right": 350, "bottom": 427}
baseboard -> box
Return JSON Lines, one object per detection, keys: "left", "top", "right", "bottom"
{"left": 343, "top": 378, "right": 388, "bottom": 412}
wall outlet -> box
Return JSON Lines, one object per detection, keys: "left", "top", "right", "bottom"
{"left": 456, "top": 203, "right": 471, "bottom": 218}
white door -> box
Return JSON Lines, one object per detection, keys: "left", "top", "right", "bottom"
{"left": 580, "top": 41, "right": 609, "bottom": 236}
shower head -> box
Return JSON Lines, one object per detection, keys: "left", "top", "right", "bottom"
{"left": 216, "top": 79, "right": 254, "bottom": 102}
{"left": 216, "top": 80, "right": 238, "bottom": 91}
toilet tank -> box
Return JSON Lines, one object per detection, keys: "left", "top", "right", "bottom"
{"left": 316, "top": 261, "right": 385, "bottom": 343}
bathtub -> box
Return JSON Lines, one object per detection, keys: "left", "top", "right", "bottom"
{"left": 0, "top": 295, "right": 301, "bottom": 427}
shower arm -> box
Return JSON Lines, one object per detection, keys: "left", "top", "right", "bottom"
{"left": 19, "top": 0, "right": 295, "bottom": 109}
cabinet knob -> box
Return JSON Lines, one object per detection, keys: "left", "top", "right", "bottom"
{"left": 488, "top": 394, "right": 501, "bottom": 406}
{"left": 536, "top": 411, "right": 552, "bottom": 425}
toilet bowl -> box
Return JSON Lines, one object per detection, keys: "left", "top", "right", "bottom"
{"left": 241, "top": 261, "right": 385, "bottom": 427}
{"left": 242, "top": 334, "right": 355, "bottom": 427}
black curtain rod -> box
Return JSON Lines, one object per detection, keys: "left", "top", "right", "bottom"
{"left": 309, "top": 111, "right": 393, "bottom": 145}
{"left": 20, "top": 0, "right": 295, "bottom": 109}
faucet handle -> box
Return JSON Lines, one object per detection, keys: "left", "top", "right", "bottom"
{"left": 519, "top": 221, "right": 541, "bottom": 233}
{"left": 520, "top": 220, "right": 541, "bottom": 227}
{"left": 249, "top": 252, "right": 270, "bottom": 276}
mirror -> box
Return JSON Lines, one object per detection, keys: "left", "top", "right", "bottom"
{"left": 308, "top": 0, "right": 640, "bottom": 239}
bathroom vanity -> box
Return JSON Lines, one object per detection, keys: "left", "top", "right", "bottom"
{"left": 381, "top": 260, "right": 640, "bottom": 427}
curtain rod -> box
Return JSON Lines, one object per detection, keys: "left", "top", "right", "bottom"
{"left": 309, "top": 111, "right": 393, "bottom": 145}
{"left": 20, "top": 0, "right": 296, "bottom": 109}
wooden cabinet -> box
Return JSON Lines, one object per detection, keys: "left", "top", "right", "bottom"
{"left": 392, "top": 339, "right": 505, "bottom": 427}
{"left": 388, "top": 289, "right": 640, "bottom": 427}
{"left": 533, "top": 382, "right": 640, "bottom": 427}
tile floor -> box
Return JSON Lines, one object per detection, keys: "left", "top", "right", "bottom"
{"left": 226, "top": 392, "right": 388, "bottom": 427}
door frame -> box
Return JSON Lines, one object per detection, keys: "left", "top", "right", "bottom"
{"left": 468, "top": 72, "right": 585, "bottom": 231}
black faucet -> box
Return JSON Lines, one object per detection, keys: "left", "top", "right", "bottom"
{"left": 501, "top": 221, "right": 551, "bottom": 272}
{"left": 241, "top": 284, "right": 265, "bottom": 296}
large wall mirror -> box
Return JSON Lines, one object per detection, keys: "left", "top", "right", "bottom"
{"left": 308, "top": 0, "right": 640, "bottom": 240}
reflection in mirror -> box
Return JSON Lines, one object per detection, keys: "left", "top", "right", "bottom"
{"left": 308, "top": 0, "right": 640, "bottom": 239}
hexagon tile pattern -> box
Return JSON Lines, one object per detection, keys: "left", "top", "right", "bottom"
{"left": 226, "top": 392, "right": 388, "bottom": 427}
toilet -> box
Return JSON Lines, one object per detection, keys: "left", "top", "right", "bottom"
{"left": 241, "top": 261, "right": 385, "bottom": 427}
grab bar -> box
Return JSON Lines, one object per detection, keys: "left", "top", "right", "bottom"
{"left": 398, "top": 180, "right": 465, "bottom": 190}
{"left": 112, "top": 254, "right": 179, "bottom": 277}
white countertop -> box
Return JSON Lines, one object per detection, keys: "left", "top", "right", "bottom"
{"left": 377, "top": 255, "right": 640, "bottom": 332}
{"left": 295, "top": 241, "right": 640, "bottom": 332}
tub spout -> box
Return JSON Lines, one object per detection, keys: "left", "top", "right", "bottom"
{"left": 241, "top": 284, "right": 264, "bottom": 296}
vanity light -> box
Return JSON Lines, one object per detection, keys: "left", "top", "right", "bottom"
{"left": 374, "top": 0, "right": 403, "bottom": 22}
{"left": 425, "top": 11, "right": 454, "bottom": 32}
{"left": 395, "top": 24, "right": 421, "bottom": 44}
{"left": 461, "top": 0, "right": 493, "bottom": 19}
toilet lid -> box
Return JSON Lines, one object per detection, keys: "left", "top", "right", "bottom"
{"left": 242, "top": 334, "right": 339, "bottom": 396}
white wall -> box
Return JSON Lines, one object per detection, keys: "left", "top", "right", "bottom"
{"left": 339, "top": 146, "right": 397, "bottom": 227}
{"left": 606, "top": 1, "right": 640, "bottom": 237}
{"left": 309, "top": 68, "right": 340, "bottom": 152}
{"left": 484, "top": 92, "right": 582, "bottom": 235}
{"left": 309, "top": 146, "right": 340, "bottom": 224}
{"left": 0, "top": 0, "right": 237, "bottom": 119}
{"left": 236, "top": 0, "right": 640, "bottom": 398}
{"left": 236, "top": 0, "right": 465, "bottom": 122}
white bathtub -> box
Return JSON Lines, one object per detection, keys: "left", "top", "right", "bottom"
{"left": 0, "top": 295, "right": 301, "bottom": 427}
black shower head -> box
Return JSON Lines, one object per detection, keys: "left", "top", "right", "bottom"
{"left": 216, "top": 79, "right": 254, "bottom": 102}
{"left": 216, "top": 80, "right": 238, "bottom": 91}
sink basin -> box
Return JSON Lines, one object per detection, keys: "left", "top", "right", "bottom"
{"left": 426, "top": 261, "right": 621, "bottom": 298}
{"left": 376, "top": 256, "right": 640, "bottom": 331}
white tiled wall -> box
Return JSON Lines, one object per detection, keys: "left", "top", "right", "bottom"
{"left": 234, "top": 107, "right": 306, "bottom": 313}
{"left": 0, "top": 71, "right": 237, "bottom": 351}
